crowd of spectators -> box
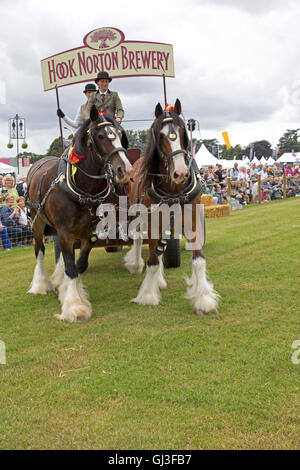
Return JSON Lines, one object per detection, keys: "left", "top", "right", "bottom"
{"left": 200, "top": 161, "right": 300, "bottom": 207}
{"left": 0, "top": 174, "right": 32, "bottom": 251}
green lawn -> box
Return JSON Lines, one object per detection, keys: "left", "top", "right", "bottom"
{"left": 0, "top": 198, "right": 300, "bottom": 449}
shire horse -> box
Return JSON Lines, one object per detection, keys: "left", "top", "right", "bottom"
{"left": 124, "top": 99, "right": 218, "bottom": 315}
{"left": 27, "top": 105, "right": 132, "bottom": 322}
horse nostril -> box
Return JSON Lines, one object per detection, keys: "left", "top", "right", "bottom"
{"left": 173, "top": 172, "right": 179, "bottom": 179}
{"left": 117, "top": 167, "right": 124, "bottom": 179}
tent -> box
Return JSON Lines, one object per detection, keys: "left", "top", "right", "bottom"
{"left": 253, "top": 156, "right": 260, "bottom": 164}
{"left": 218, "top": 159, "right": 249, "bottom": 170}
{"left": 277, "top": 152, "right": 300, "bottom": 163}
{"left": 194, "top": 144, "right": 219, "bottom": 167}
{"left": 260, "top": 156, "right": 267, "bottom": 165}
{"left": 0, "top": 161, "right": 15, "bottom": 173}
{"left": 266, "top": 156, "right": 275, "bottom": 166}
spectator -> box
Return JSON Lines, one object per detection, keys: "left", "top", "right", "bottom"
{"left": 0, "top": 219, "right": 13, "bottom": 250}
{"left": 0, "top": 175, "right": 3, "bottom": 188}
{"left": 284, "top": 164, "right": 293, "bottom": 176}
{"left": 230, "top": 162, "right": 239, "bottom": 181}
{"left": 16, "top": 177, "right": 27, "bottom": 197}
{"left": 273, "top": 162, "right": 283, "bottom": 177}
{"left": 214, "top": 164, "right": 224, "bottom": 185}
{"left": 286, "top": 174, "right": 297, "bottom": 197}
{"left": 250, "top": 162, "right": 257, "bottom": 179}
{"left": 271, "top": 177, "right": 283, "bottom": 200}
{"left": 261, "top": 177, "right": 272, "bottom": 202}
{"left": 206, "top": 165, "right": 215, "bottom": 183}
{"left": 238, "top": 166, "right": 248, "bottom": 182}
{"left": 1, "top": 196, "right": 25, "bottom": 246}
{"left": 16, "top": 196, "right": 32, "bottom": 244}
{"left": 0, "top": 174, "right": 19, "bottom": 207}
{"left": 212, "top": 183, "right": 225, "bottom": 204}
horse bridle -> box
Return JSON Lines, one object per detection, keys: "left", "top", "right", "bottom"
{"left": 151, "top": 112, "right": 190, "bottom": 175}
{"left": 87, "top": 116, "right": 128, "bottom": 174}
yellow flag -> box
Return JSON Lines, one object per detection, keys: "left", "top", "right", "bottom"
{"left": 222, "top": 131, "right": 231, "bottom": 149}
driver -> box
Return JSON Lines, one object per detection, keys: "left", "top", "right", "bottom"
{"left": 86, "top": 71, "right": 124, "bottom": 124}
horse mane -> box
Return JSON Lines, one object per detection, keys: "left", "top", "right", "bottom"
{"left": 72, "top": 119, "right": 91, "bottom": 156}
{"left": 141, "top": 111, "right": 188, "bottom": 178}
{"left": 72, "top": 112, "right": 128, "bottom": 157}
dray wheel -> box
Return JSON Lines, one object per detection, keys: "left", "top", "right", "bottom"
{"left": 163, "top": 238, "right": 181, "bottom": 268}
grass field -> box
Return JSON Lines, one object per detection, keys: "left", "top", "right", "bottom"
{"left": 0, "top": 198, "right": 300, "bottom": 450}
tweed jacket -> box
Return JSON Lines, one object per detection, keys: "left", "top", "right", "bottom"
{"left": 85, "top": 90, "right": 124, "bottom": 121}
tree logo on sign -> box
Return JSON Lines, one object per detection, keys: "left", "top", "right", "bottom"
{"left": 84, "top": 27, "right": 124, "bottom": 51}
{"left": 91, "top": 29, "right": 116, "bottom": 49}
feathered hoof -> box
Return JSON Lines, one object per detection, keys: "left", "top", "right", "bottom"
{"left": 28, "top": 284, "right": 52, "bottom": 295}
{"left": 54, "top": 305, "right": 92, "bottom": 323}
{"left": 54, "top": 313, "right": 78, "bottom": 323}
{"left": 196, "top": 309, "right": 217, "bottom": 316}
{"left": 131, "top": 294, "right": 160, "bottom": 306}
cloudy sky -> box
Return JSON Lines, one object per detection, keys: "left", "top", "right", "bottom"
{"left": 1, "top": 0, "right": 300, "bottom": 157}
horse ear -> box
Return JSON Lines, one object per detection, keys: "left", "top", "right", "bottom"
{"left": 174, "top": 99, "right": 182, "bottom": 115}
{"left": 155, "top": 103, "right": 163, "bottom": 118}
{"left": 121, "top": 130, "right": 128, "bottom": 150}
{"left": 90, "top": 104, "right": 99, "bottom": 122}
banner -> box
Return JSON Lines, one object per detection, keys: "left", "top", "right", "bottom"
{"left": 41, "top": 27, "right": 175, "bottom": 91}
{"left": 222, "top": 131, "right": 231, "bottom": 149}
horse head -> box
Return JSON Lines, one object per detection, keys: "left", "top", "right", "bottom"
{"left": 87, "top": 105, "right": 132, "bottom": 184}
{"left": 150, "top": 99, "right": 190, "bottom": 185}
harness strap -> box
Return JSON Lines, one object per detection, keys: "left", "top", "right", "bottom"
{"left": 26, "top": 156, "right": 59, "bottom": 195}
{"left": 147, "top": 168, "right": 205, "bottom": 206}
{"left": 58, "top": 157, "right": 114, "bottom": 206}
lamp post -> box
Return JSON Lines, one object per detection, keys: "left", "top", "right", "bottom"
{"left": 8, "top": 114, "right": 26, "bottom": 175}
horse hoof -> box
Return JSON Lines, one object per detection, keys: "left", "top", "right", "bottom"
{"left": 196, "top": 309, "right": 217, "bottom": 316}
{"left": 54, "top": 313, "right": 77, "bottom": 323}
{"left": 196, "top": 310, "right": 205, "bottom": 316}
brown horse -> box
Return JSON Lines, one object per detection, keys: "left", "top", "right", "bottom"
{"left": 27, "top": 105, "right": 132, "bottom": 322}
{"left": 124, "top": 99, "right": 218, "bottom": 315}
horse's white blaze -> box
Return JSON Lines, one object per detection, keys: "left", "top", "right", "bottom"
{"left": 50, "top": 253, "right": 65, "bottom": 291}
{"left": 55, "top": 275, "right": 91, "bottom": 323}
{"left": 28, "top": 251, "right": 52, "bottom": 295}
{"left": 161, "top": 126, "right": 187, "bottom": 176}
{"left": 109, "top": 130, "right": 132, "bottom": 174}
{"left": 132, "top": 263, "right": 161, "bottom": 306}
{"left": 124, "top": 238, "right": 144, "bottom": 274}
{"left": 185, "top": 257, "right": 218, "bottom": 313}
{"left": 157, "top": 257, "right": 167, "bottom": 289}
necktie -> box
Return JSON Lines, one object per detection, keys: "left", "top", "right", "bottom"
{"left": 101, "top": 94, "right": 105, "bottom": 104}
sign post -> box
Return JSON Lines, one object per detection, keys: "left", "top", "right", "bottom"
{"left": 55, "top": 86, "right": 64, "bottom": 153}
